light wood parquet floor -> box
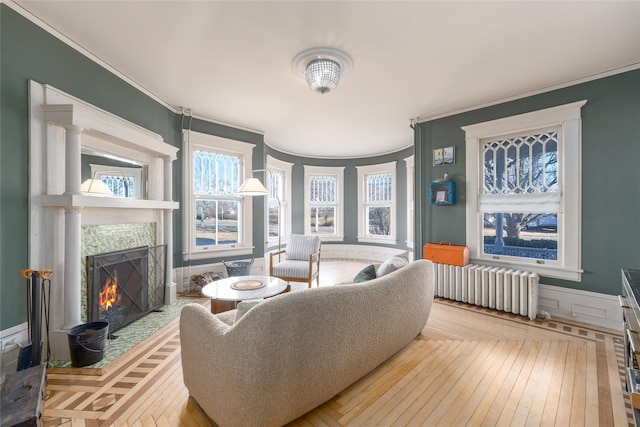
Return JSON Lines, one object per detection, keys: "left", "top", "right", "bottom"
{"left": 40, "top": 266, "right": 631, "bottom": 426}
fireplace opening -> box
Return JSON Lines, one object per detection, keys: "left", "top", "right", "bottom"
{"left": 87, "top": 245, "right": 166, "bottom": 333}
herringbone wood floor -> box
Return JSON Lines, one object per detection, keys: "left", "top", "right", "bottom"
{"left": 40, "top": 296, "right": 631, "bottom": 427}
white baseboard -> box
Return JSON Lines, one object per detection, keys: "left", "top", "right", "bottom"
{"left": 174, "top": 257, "right": 267, "bottom": 293}
{"left": 538, "top": 283, "right": 623, "bottom": 331}
{"left": 319, "top": 244, "right": 410, "bottom": 263}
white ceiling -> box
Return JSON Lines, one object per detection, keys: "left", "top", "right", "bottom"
{"left": 11, "top": 1, "right": 640, "bottom": 158}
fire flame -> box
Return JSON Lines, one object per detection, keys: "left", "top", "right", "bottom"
{"left": 99, "top": 273, "right": 119, "bottom": 310}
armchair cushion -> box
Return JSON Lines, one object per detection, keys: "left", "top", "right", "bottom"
{"left": 285, "top": 234, "right": 321, "bottom": 261}
{"left": 272, "top": 260, "right": 318, "bottom": 279}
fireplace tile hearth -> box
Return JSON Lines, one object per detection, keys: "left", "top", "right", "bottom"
{"left": 49, "top": 298, "right": 200, "bottom": 368}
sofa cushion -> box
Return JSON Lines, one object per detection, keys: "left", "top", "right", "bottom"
{"left": 353, "top": 264, "right": 377, "bottom": 283}
{"left": 376, "top": 254, "right": 409, "bottom": 277}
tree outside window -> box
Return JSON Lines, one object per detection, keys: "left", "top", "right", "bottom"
{"left": 193, "top": 150, "right": 240, "bottom": 248}
{"left": 482, "top": 130, "right": 559, "bottom": 261}
{"left": 357, "top": 162, "right": 396, "bottom": 244}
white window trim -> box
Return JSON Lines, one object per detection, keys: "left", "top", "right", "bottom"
{"left": 266, "top": 155, "right": 293, "bottom": 249}
{"left": 404, "top": 156, "right": 415, "bottom": 249}
{"left": 304, "top": 165, "right": 345, "bottom": 242}
{"left": 356, "top": 161, "right": 397, "bottom": 245}
{"left": 463, "top": 100, "right": 586, "bottom": 281}
{"left": 182, "top": 130, "right": 256, "bottom": 260}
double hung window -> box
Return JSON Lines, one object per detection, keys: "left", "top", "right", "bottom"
{"left": 183, "top": 131, "right": 256, "bottom": 259}
{"left": 405, "top": 156, "right": 415, "bottom": 249}
{"left": 304, "top": 166, "right": 344, "bottom": 240}
{"left": 463, "top": 101, "right": 586, "bottom": 280}
{"left": 357, "top": 162, "right": 396, "bottom": 244}
{"left": 266, "top": 156, "right": 292, "bottom": 247}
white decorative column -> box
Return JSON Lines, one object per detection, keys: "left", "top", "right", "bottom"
{"left": 62, "top": 125, "right": 83, "bottom": 328}
{"left": 163, "top": 158, "right": 176, "bottom": 303}
{"left": 35, "top": 93, "right": 180, "bottom": 362}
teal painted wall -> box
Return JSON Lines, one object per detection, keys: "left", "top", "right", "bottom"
{"left": 0, "top": 5, "right": 265, "bottom": 330}
{"left": 416, "top": 69, "right": 640, "bottom": 295}
{"left": 264, "top": 146, "right": 414, "bottom": 250}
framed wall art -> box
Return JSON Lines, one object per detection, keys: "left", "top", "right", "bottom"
{"left": 443, "top": 146, "right": 455, "bottom": 165}
{"left": 433, "top": 148, "right": 443, "bottom": 166}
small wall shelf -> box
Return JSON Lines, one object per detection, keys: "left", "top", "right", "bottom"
{"left": 430, "top": 177, "right": 455, "bottom": 205}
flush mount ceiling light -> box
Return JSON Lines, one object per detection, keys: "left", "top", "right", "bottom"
{"left": 292, "top": 47, "right": 353, "bottom": 94}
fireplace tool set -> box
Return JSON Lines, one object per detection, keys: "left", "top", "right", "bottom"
{"left": 16, "top": 268, "right": 53, "bottom": 371}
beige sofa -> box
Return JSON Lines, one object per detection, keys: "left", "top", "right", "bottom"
{"left": 179, "top": 259, "right": 434, "bottom": 427}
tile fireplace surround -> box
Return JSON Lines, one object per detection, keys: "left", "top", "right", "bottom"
{"left": 28, "top": 81, "right": 179, "bottom": 361}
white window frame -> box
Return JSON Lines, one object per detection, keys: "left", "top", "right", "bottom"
{"left": 266, "top": 155, "right": 293, "bottom": 249}
{"left": 182, "top": 130, "right": 256, "bottom": 260}
{"left": 404, "top": 156, "right": 415, "bottom": 249}
{"left": 463, "top": 100, "right": 586, "bottom": 281}
{"left": 356, "top": 162, "right": 397, "bottom": 244}
{"left": 304, "top": 165, "right": 345, "bottom": 241}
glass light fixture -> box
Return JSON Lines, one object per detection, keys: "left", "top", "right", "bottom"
{"left": 293, "top": 47, "right": 352, "bottom": 95}
{"left": 304, "top": 58, "right": 342, "bottom": 94}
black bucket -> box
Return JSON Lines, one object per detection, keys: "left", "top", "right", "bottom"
{"left": 223, "top": 259, "right": 254, "bottom": 277}
{"left": 67, "top": 321, "right": 109, "bottom": 367}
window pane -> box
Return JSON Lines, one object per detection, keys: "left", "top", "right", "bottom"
{"left": 195, "top": 200, "right": 238, "bottom": 247}
{"left": 193, "top": 150, "right": 240, "bottom": 196}
{"left": 309, "top": 176, "right": 336, "bottom": 204}
{"left": 367, "top": 206, "right": 391, "bottom": 236}
{"left": 310, "top": 206, "right": 335, "bottom": 234}
{"left": 268, "top": 203, "right": 279, "bottom": 238}
{"left": 483, "top": 212, "right": 557, "bottom": 260}
{"left": 483, "top": 130, "right": 559, "bottom": 196}
{"left": 366, "top": 173, "right": 392, "bottom": 203}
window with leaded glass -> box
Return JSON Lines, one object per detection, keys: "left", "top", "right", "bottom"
{"left": 193, "top": 150, "right": 240, "bottom": 248}
{"left": 481, "top": 128, "right": 560, "bottom": 261}
{"left": 268, "top": 169, "right": 284, "bottom": 239}
{"left": 304, "top": 166, "right": 344, "bottom": 240}
{"left": 463, "top": 101, "right": 585, "bottom": 281}
{"left": 309, "top": 175, "right": 337, "bottom": 235}
{"left": 182, "top": 130, "right": 256, "bottom": 259}
{"left": 357, "top": 162, "right": 396, "bottom": 244}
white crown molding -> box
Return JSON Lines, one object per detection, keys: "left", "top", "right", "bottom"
{"left": 414, "top": 62, "right": 640, "bottom": 124}
{"left": 3, "top": 0, "right": 173, "bottom": 111}
{"left": 4, "top": 0, "right": 266, "bottom": 136}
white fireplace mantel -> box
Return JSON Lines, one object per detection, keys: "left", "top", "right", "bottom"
{"left": 28, "top": 81, "right": 179, "bottom": 361}
{"left": 42, "top": 194, "right": 178, "bottom": 210}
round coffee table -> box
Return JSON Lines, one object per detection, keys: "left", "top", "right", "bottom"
{"left": 201, "top": 275, "right": 290, "bottom": 314}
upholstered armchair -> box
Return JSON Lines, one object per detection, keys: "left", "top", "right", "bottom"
{"left": 269, "top": 234, "right": 321, "bottom": 288}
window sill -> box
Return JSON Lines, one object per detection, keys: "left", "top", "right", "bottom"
{"left": 314, "top": 235, "right": 344, "bottom": 243}
{"left": 185, "top": 246, "right": 254, "bottom": 261}
{"left": 357, "top": 236, "right": 397, "bottom": 245}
